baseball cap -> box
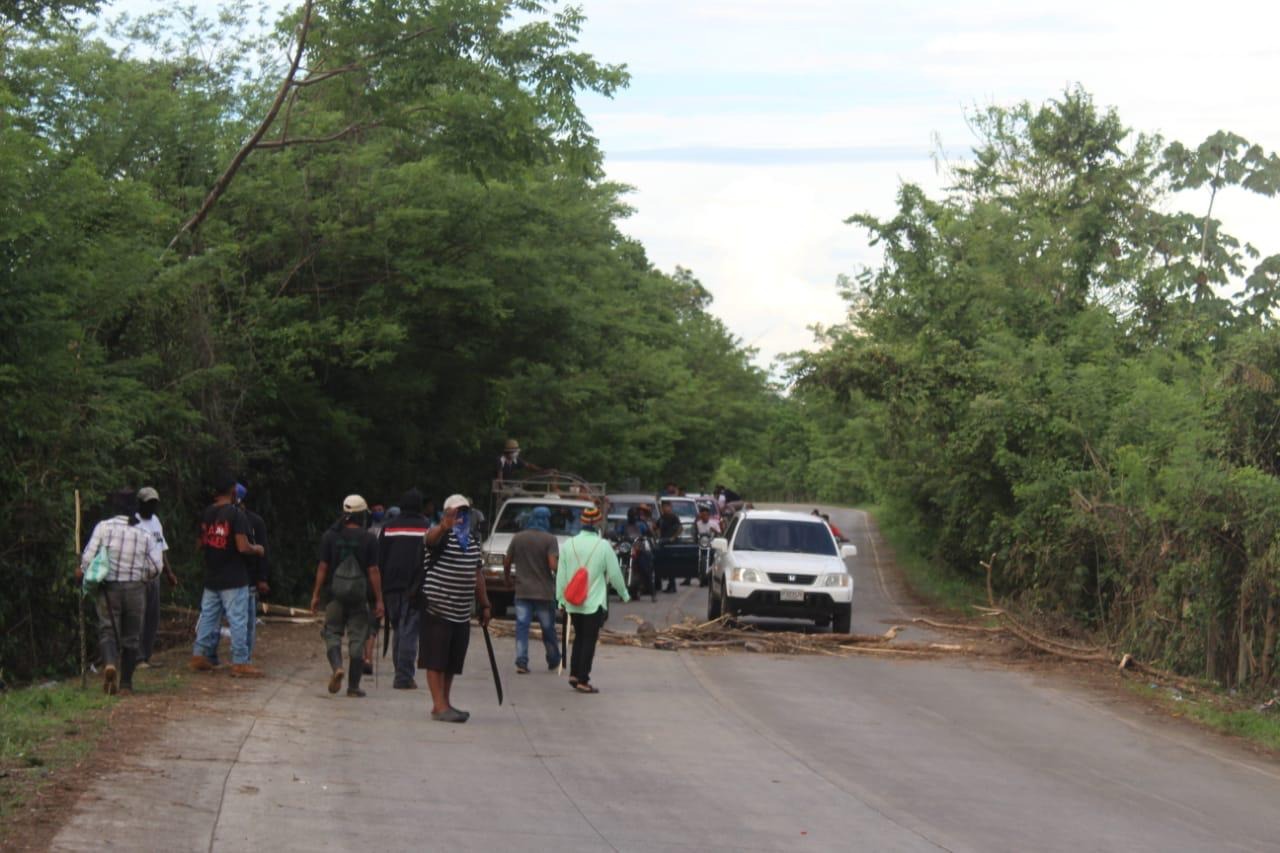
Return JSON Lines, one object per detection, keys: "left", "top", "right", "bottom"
{"left": 137, "top": 486, "right": 160, "bottom": 503}
{"left": 443, "top": 494, "right": 471, "bottom": 512}
{"left": 342, "top": 494, "right": 369, "bottom": 513}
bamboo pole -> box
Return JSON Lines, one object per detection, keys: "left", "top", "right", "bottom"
{"left": 76, "top": 489, "right": 85, "bottom": 689}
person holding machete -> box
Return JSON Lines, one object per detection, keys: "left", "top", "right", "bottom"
{"left": 418, "top": 494, "right": 493, "bottom": 722}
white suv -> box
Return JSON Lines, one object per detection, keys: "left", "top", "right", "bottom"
{"left": 707, "top": 509, "right": 857, "bottom": 633}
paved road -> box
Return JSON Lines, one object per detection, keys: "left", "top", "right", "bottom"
{"left": 51, "top": 508, "right": 1280, "bottom": 852}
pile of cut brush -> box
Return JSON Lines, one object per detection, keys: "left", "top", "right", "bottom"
{"left": 487, "top": 615, "right": 975, "bottom": 659}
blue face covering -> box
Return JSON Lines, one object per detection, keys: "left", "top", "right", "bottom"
{"left": 454, "top": 509, "right": 472, "bottom": 549}
{"left": 525, "top": 507, "right": 551, "bottom": 532}
{"left": 371, "top": 510, "right": 385, "bottom": 523}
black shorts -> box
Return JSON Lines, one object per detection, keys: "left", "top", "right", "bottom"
{"left": 419, "top": 611, "right": 470, "bottom": 675}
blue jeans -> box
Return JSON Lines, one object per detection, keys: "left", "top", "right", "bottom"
{"left": 193, "top": 586, "right": 252, "bottom": 665}
{"left": 514, "top": 598, "right": 560, "bottom": 670}
{"left": 385, "top": 591, "right": 420, "bottom": 686}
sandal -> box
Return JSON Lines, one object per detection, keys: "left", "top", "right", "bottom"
{"left": 568, "top": 677, "right": 579, "bottom": 687}
{"left": 573, "top": 682, "right": 599, "bottom": 694}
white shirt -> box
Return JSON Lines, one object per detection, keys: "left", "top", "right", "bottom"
{"left": 134, "top": 513, "right": 168, "bottom": 570}
{"left": 695, "top": 518, "right": 721, "bottom": 537}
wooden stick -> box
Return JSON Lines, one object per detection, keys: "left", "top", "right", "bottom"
{"left": 76, "top": 489, "right": 85, "bottom": 689}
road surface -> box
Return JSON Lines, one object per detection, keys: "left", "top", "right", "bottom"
{"left": 50, "top": 508, "right": 1280, "bottom": 852}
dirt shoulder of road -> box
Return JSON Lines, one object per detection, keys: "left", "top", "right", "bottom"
{"left": 0, "top": 620, "right": 315, "bottom": 853}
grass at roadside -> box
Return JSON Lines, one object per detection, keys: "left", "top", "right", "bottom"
{"left": 0, "top": 671, "right": 184, "bottom": 831}
{"left": 1126, "top": 682, "right": 1280, "bottom": 752}
{"left": 860, "top": 503, "right": 987, "bottom": 613}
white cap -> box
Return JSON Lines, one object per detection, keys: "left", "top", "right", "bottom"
{"left": 342, "top": 494, "right": 368, "bottom": 513}
{"left": 443, "top": 494, "right": 471, "bottom": 511}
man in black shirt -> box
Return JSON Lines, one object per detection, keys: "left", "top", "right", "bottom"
{"left": 377, "top": 488, "right": 432, "bottom": 689}
{"left": 191, "top": 475, "right": 265, "bottom": 678}
{"left": 311, "top": 495, "right": 385, "bottom": 697}
{"left": 657, "top": 500, "right": 683, "bottom": 593}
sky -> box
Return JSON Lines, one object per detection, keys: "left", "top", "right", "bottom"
{"left": 565, "top": 0, "right": 1280, "bottom": 367}
{"left": 102, "top": 0, "right": 1280, "bottom": 369}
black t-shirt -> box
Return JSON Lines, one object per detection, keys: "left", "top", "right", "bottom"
{"left": 319, "top": 527, "right": 378, "bottom": 589}
{"left": 658, "top": 513, "right": 682, "bottom": 541}
{"left": 200, "top": 503, "right": 251, "bottom": 590}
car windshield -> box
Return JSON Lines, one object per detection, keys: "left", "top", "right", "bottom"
{"left": 608, "top": 500, "right": 654, "bottom": 519}
{"left": 732, "top": 519, "right": 837, "bottom": 556}
{"left": 494, "top": 503, "right": 587, "bottom": 536}
{"left": 661, "top": 500, "right": 698, "bottom": 521}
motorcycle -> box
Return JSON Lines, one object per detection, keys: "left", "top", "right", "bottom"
{"left": 697, "top": 532, "right": 715, "bottom": 587}
{"left": 626, "top": 534, "right": 657, "bottom": 601}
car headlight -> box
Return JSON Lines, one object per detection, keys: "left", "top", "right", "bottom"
{"left": 822, "top": 573, "right": 851, "bottom": 587}
{"left": 730, "top": 567, "right": 768, "bottom": 584}
{"left": 484, "top": 553, "right": 505, "bottom": 569}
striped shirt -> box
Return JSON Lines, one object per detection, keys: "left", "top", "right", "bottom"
{"left": 423, "top": 531, "right": 481, "bottom": 623}
{"left": 80, "top": 516, "right": 161, "bottom": 583}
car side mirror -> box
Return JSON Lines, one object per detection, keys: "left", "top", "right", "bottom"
{"left": 840, "top": 544, "right": 858, "bottom": 559}
{"left": 711, "top": 537, "right": 729, "bottom": 553}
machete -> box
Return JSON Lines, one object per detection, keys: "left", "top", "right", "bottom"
{"left": 481, "top": 621, "right": 503, "bottom": 705}
{"left": 381, "top": 610, "right": 391, "bottom": 658}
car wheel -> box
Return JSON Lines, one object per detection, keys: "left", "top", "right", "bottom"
{"left": 720, "top": 585, "right": 736, "bottom": 620}
{"left": 707, "top": 579, "right": 722, "bottom": 619}
{"left": 831, "top": 604, "right": 852, "bottom": 634}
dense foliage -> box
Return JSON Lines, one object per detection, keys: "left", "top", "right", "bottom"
{"left": 744, "top": 90, "right": 1280, "bottom": 688}
{"left": 0, "top": 1, "right": 771, "bottom": 680}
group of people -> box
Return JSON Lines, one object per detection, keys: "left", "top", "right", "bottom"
{"left": 75, "top": 460, "right": 729, "bottom": 717}
{"left": 76, "top": 476, "right": 268, "bottom": 695}
{"left": 308, "top": 487, "right": 629, "bottom": 719}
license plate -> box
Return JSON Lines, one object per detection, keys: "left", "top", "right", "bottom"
{"left": 780, "top": 590, "right": 805, "bottom": 602}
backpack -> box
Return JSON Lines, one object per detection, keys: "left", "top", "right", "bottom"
{"left": 563, "top": 538, "right": 601, "bottom": 607}
{"left": 329, "top": 530, "right": 368, "bottom": 606}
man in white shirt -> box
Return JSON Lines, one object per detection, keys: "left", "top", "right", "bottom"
{"left": 134, "top": 487, "right": 178, "bottom": 668}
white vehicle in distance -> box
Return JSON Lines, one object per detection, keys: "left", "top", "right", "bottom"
{"left": 481, "top": 474, "right": 604, "bottom": 617}
{"left": 706, "top": 509, "right": 858, "bottom": 633}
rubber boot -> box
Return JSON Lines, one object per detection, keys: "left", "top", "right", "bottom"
{"left": 326, "top": 647, "right": 344, "bottom": 694}
{"left": 347, "top": 655, "right": 365, "bottom": 697}
{"left": 119, "top": 649, "right": 138, "bottom": 693}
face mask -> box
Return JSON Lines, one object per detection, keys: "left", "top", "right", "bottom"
{"left": 371, "top": 510, "right": 385, "bottom": 523}
{"left": 139, "top": 503, "right": 157, "bottom": 520}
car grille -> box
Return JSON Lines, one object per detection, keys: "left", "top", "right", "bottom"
{"left": 767, "top": 573, "right": 816, "bottom": 585}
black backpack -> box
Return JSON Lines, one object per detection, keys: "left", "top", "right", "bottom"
{"left": 329, "top": 530, "right": 368, "bottom": 606}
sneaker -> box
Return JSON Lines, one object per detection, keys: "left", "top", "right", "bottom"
{"left": 188, "top": 655, "right": 215, "bottom": 672}
{"left": 229, "top": 664, "right": 265, "bottom": 679}
{"left": 103, "top": 664, "right": 119, "bottom": 695}
{"left": 135, "top": 660, "right": 152, "bottom": 670}
{"left": 515, "top": 664, "right": 530, "bottom": 674}
{"left": 328, "top": 668, "right": 345, "bottom": 694}
{"left": 392, "top": 680, "right": 418, "bottom": 690}
{"left": 430, "top": 707, "right": 468, "bottom": 723}
{"left": 347, "top": 688, "right": 367, "bottom": 698}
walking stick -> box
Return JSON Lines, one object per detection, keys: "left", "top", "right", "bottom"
{"left": 560, "top": 611, "right": 571, "bottom": 676}
{"left": 76, "top": 489, "right": 86, "bottom": 689}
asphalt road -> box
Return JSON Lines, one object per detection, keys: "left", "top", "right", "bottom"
{"left": 50, "top": 508, "right": 1280, "bottom": 852}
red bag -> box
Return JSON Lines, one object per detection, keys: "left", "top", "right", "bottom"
{"left": 564, "top": 567, "right": 589, "bottom": 606}
{"left": 563, "top": 539, "right": 602, "bottom": 606}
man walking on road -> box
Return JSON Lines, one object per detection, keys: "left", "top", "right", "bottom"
{"left": 311, "top": 495, "right": 385, "bottom": 697}
{"left": 657, "top": 500, "right": 683, "bottom": 593}
{"left": 503, "top": 505, "right": 560, "bottom": 674}
{"left": 78, "top": 489, "right": 162, "bottom": 694}
{"left": 378, "top": 488, "right": 431, "bottom": 689}
{"left": 134, "top": 486, "right": 178, "bottom": 669}
{"left": 418, "top": 494, "right": 492, "bottom": 723}
{"left": 191, "top": 476, "right": 265, "bottom": 678}
{"left": 556, "top": 506, "right": 629, "bottom": 694}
